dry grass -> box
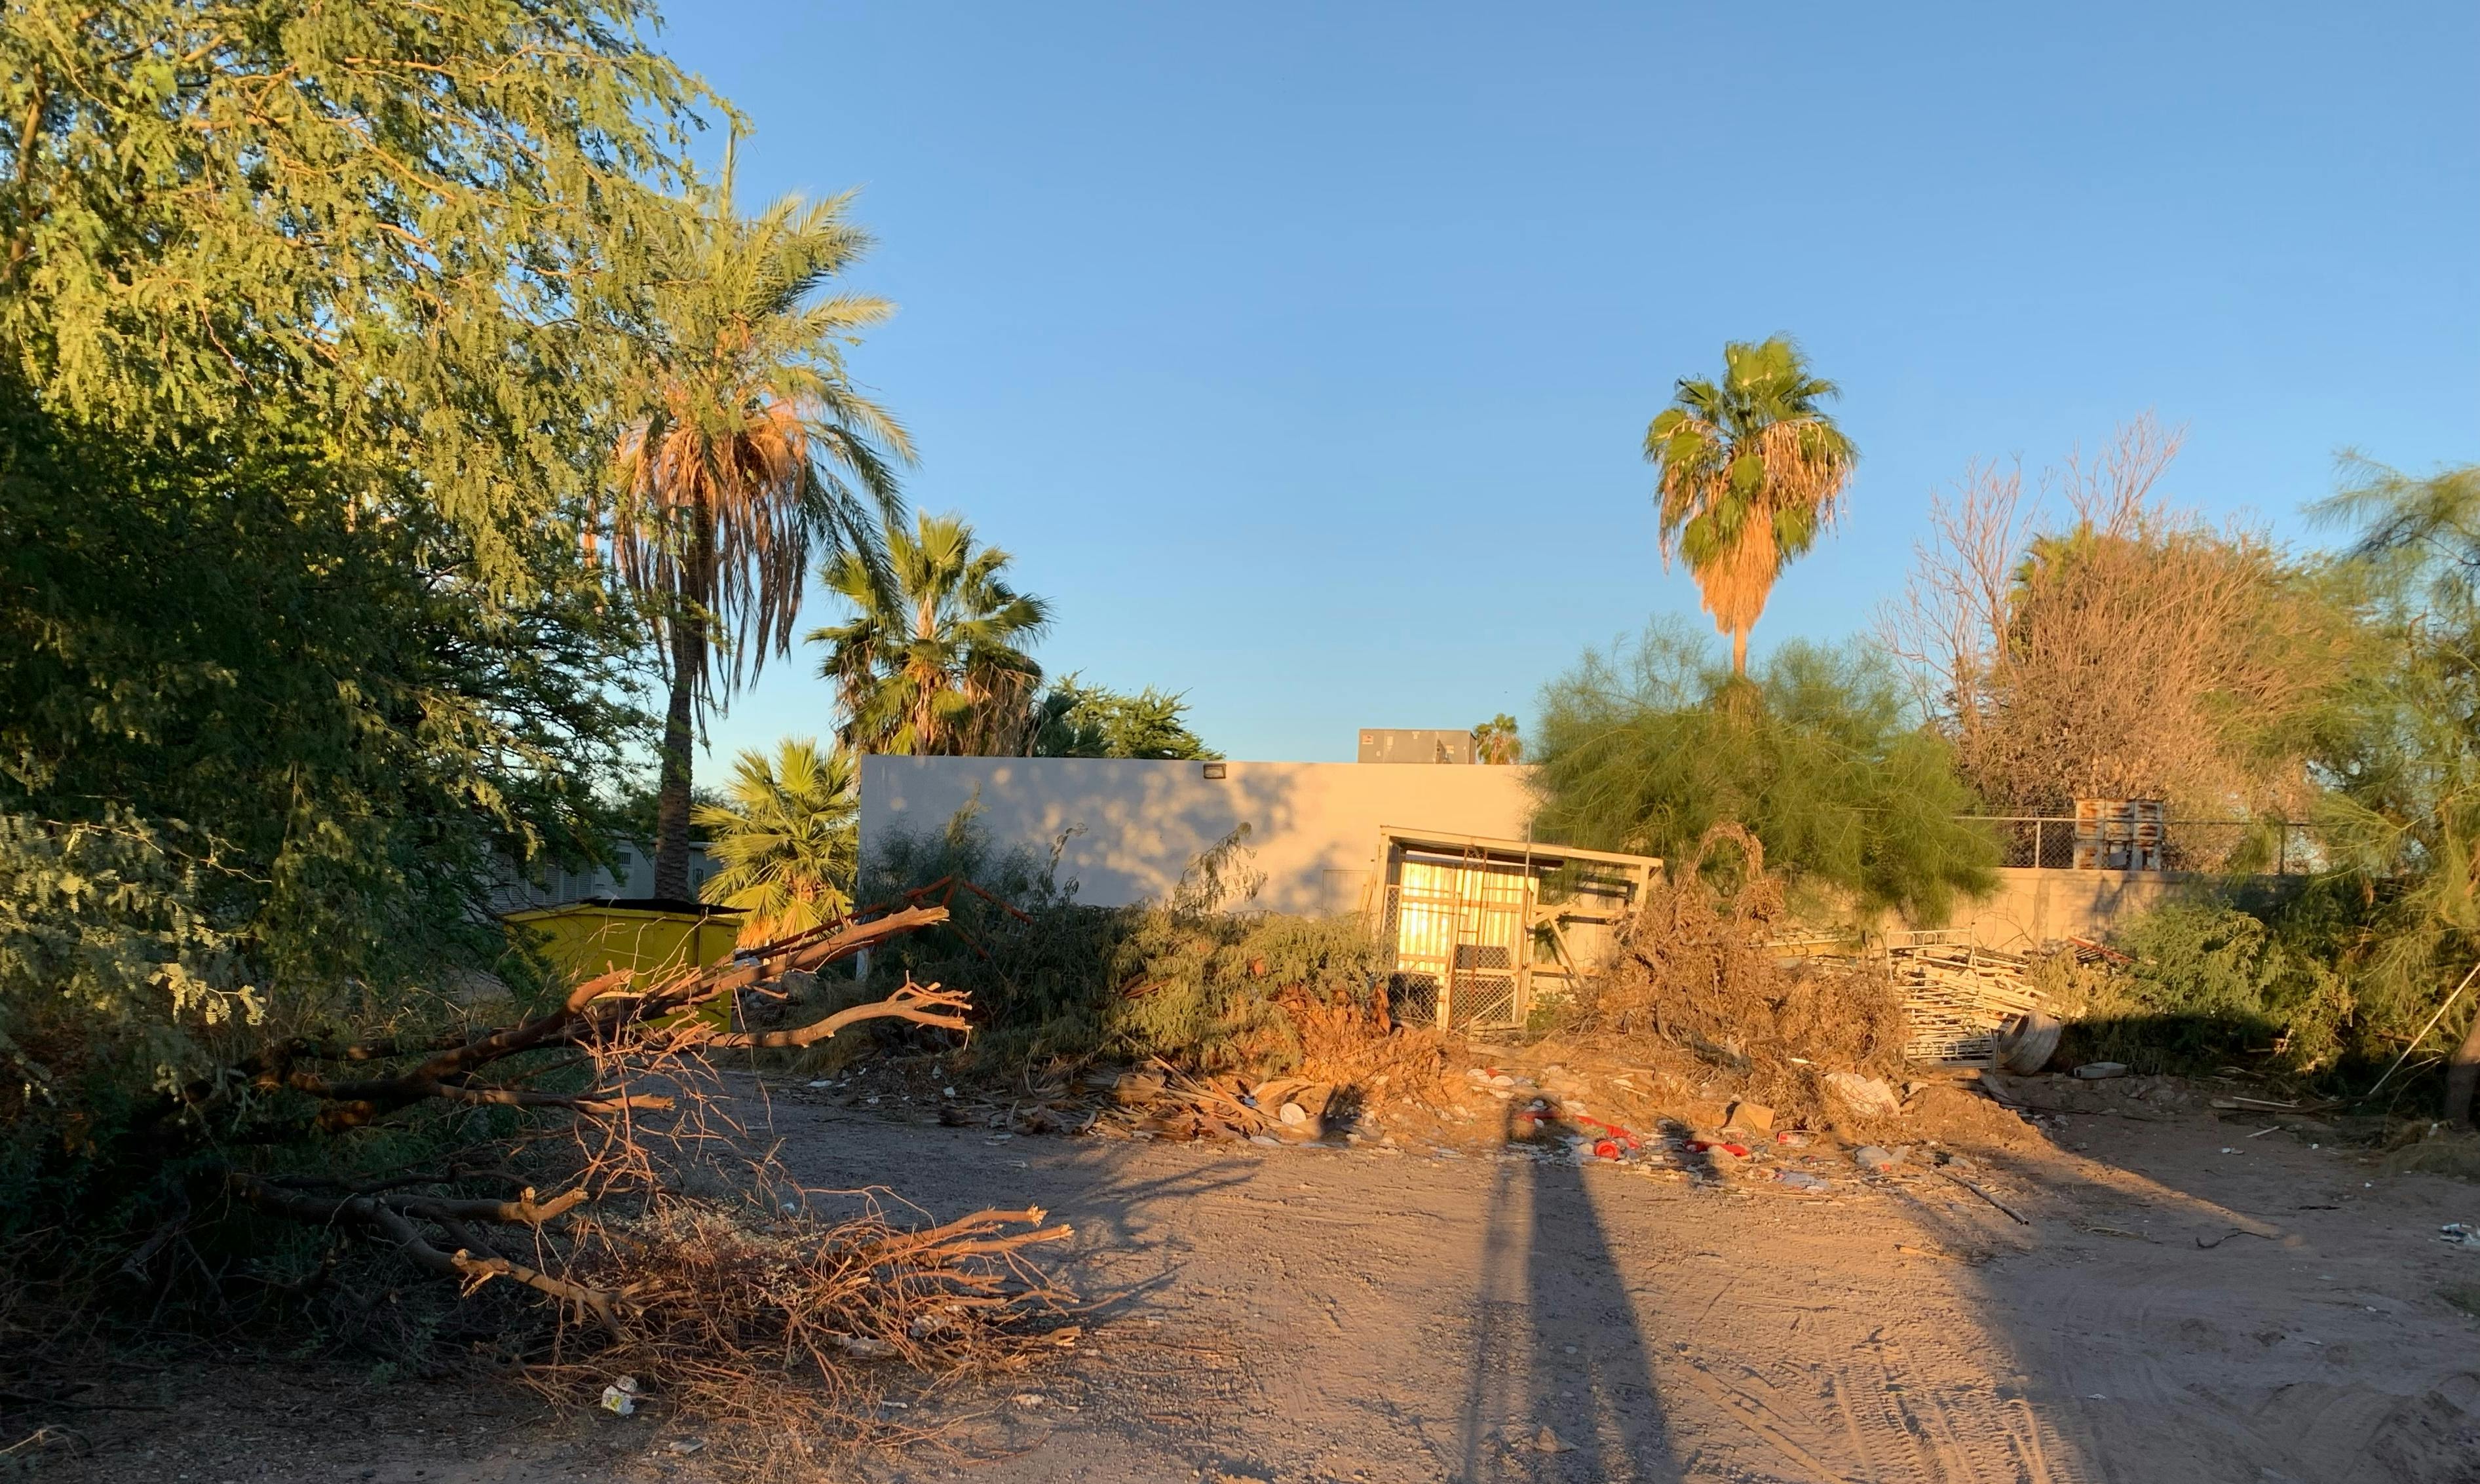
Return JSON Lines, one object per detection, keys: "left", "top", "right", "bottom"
{"left": 2380, "top": 1125, "right": 2480, "bottom": 1181}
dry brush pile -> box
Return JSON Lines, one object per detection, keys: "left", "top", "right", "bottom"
{"left": 1570, "top": 825, "right": 1909, "bottom": 1119}
{"left": 28, "top": 904, "right": 1077, "bottom": 1459}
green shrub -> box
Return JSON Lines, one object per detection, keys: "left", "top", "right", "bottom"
{"left": 856, "top": 813, "right": 1381, "bottom": 1071}
{"left": 1529, "top": 620, "right": 1998, "bottom": 923}
{"left": 2046, "top": 896, "right": 2354, "bottom": 1074}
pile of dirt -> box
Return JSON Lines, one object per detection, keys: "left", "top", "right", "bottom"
{"left": 1570, "top": 825, "right": 1909, "bottom": 1121}
{"left": 1901, "top": 1079, "right": 2046, "bottom": 1152}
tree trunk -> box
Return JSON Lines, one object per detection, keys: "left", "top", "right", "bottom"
{"left": 2447, "top": 1006, "right": 2480, "bottom": 1128}
{"left": 653, "top": 514, "right": 714, "bottom": 904}
{"left": 1731, "top": 625, "right": 1751, "bottom": 676}
{"left": 653, "top": 650, "right": 696, "bottom": 903}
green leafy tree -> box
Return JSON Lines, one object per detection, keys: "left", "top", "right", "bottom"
{"left": 812, "top": 514, "right": 1052, "bottom": 756}
{"left": 694, "top": 738, "right": 857, "bottom": 945}
{"left": 1470, "top": 714, "right": 1523, "bottom": 765}
{"left": 1645, "top": 338, "right": 1858, "bottom": 675}
{"left": 603, "top": 160, "right": 910, "bottom": 899}
{"left": 1, "top": 0, "right": 709, "bottom": 582}
{"left": 1529, "top": 620, "right": 1995, "bottom": 923}
{"left": 2312, "top": 461, "right": 2480, "bottom": 1118}
{"left": 0, "top": 2, "right": 703, "bottom": 1236}
{"left": 1035, "top": 679, "right": 1220, "bottom": 760}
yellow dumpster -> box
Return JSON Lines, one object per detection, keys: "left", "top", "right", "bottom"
{"left": 503, "top": 898, "right": 746, "bottom": 987}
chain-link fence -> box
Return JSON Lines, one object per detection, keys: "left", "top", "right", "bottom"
{"left": 1967, "top": 816, "right": 2318, "bottom": 874}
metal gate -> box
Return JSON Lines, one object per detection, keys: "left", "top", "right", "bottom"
{"left": 1381, "top": 850, "right": 1533, "bottom": 1031}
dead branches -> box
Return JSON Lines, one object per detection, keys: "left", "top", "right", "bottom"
{"left": 1588, "top": 824, "right": 1908, "bottom": 1115}
{"left": 245, "top": 904, "right": 953, "bottom": 1132}
{"left": 533, "top": 1194, "right": 1071, "bottom": 1449}
{"left": 702, "top": 978, "right": 970, "bottom": 1051}
{"left": 212, "top": 894, "right": 1078, "bottom": 1449}
{"left": 229, "top": 1173, "right": 631, "bottom": 1330}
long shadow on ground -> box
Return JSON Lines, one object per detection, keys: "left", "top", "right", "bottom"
{"left": 1454, "top": 1109, "right": 1679, "bottom": 1483}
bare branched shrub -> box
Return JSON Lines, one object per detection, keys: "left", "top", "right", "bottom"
{"left": 1881, "top": 416, "right": 2357, "bottom": 822}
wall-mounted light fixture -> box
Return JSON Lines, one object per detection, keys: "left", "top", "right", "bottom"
{"left": 1201, "top": 763, "right": 1228, "bottom": 780}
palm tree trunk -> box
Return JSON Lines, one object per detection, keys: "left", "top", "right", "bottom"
{"left": 1731, "top": 624, "right": 1751, "bottom": 676}
{"left": 654, "top": 517, "right": 714, "bottom": 902}
{"left": 653, "top": 629, "right": 696, "bottom": 902}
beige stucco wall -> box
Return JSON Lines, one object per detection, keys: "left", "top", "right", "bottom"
{"left": 858, "top": 756, "right": 1538, "bottom": 913}
{"left": 1946, "top": 867, "right": 2196, "bottom": 951}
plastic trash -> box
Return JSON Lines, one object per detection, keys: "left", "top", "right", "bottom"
{"left": 2441, "top": 1223, "right": 2480, "bottom": 1249}
{"left": 2072, "top": 1061, "right": 2129, "bottom": 1080}
{"left": 1824, "top": 1072, "right": 1902, "bottom": 1118}
{"left": 599, "top": 1376, "right": 641, "bottom": 1416}
{"left": 1779, "top": 1171, "right": 1833, "bottom": 1192}
{"left": 1855, "top": 1145, "right": 1901, "bottom": 1171}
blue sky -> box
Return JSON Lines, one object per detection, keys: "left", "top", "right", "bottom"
{"left": 660, "top": 1, "right": 2478, "bottom": 768}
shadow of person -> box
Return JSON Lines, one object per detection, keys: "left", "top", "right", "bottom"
{"left": 1453, "top": 1103, "right": 1682, "bottom": 1482}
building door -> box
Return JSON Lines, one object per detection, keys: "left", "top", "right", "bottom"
{"left": 1385, "top": 852, "right": 1533, "bottom": 1031}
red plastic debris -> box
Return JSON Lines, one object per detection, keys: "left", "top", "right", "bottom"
{"left": 1592, "top": 1139, "right": 1622, "bottom": 1160}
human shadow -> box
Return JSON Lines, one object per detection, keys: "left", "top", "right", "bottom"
{"left": 1453, "top": 1106, "right": 1681, "bottom": 1482}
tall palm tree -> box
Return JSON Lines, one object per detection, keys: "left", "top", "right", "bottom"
{"left": 695, "top": 738, "right": 858, "bottom": 946}
{"left": 811, "top": 513, "right": 1052, "bottom": 755}
{"left": 602, "top": 159, "right": 911, "bottom": 900}
{"left": 1645, "top": 337, "right": 1857, "bottom": 675}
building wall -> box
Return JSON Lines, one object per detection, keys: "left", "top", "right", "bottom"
{"left": 858, "top": 755, "right": 1538, "bottom": 913}
{"left": 1946, "top": 867, "right": 2196, "bottom": 951}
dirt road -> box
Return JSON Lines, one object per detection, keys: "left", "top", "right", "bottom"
{"left": 35, "top": 1082, "right": 2480, "bottom": 1483}
{"left": 766, "top": 1092, "right": 2480, "bottom": 1484}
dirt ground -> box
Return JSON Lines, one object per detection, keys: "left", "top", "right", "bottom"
{"left": 19, "top": 1067, "right": 2480, "bottom": 1484}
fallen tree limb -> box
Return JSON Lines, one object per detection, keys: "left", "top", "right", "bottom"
{"left": 702, "top": 978, "right": 970, "bottom": 1050}
{"left": 229, "top": 1172, "right": 631, "bottom": 1331}
{"left": 230, "top": 905, "right": 956, "bottom": 1131}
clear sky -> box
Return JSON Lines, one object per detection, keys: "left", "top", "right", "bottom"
{"left": 658, "top": 1, "right": 2478, "bottom": 769}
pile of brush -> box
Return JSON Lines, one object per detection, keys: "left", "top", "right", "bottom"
{"left": 1101, "top": 1062, "right": 1348, "bottom": 1141}
{"left": 1578, "top": 824, "right": 1910, "bottom": 1118}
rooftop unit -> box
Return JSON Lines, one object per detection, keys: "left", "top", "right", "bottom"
{"left": 1358, "top": 728, "right": 1474, "bottom": 765}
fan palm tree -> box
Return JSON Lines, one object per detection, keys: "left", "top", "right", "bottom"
{"left": 1645, "top": 337, "right": 1857, "bottom": 675}
{"left": 601, "top": 159, "right": 911, "bottom": 900}
{"left": 694, "top": 738, "right": 858, "bottom": 946}
{"left": 811, "top": 513, "right": 1053, "bottom": 755}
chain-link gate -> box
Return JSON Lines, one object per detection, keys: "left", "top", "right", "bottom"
{"left": 1380, "top": 849, "right": 1533, "bottom": 1033}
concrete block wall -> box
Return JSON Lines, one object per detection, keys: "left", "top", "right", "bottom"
{"left": 1944, "top": 867, "right": 2195, "bottom": 952}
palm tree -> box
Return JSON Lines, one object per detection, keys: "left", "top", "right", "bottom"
{"left": 694, "top": 738, "right": 858, "bottom": 946}
{"left": 1644, "top": 337, "right": 1857, "bottom": 675}
{"left": 601, "top": 160, "right": 911, "bottom": 900}
{"left": 811, "top": 513, "right": 1052, "bottom": 755}
{"left": 1470, "top": 713, "right": 1523, "bottom": 765}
